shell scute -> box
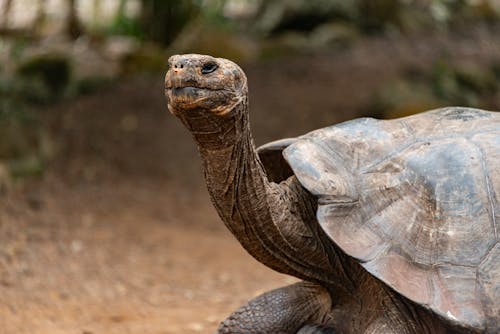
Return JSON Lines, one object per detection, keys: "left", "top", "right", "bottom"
{"left": 282, "top": 108, "right": 500, "bottom": 330}
{"left": 363, "top": 251, "right": 433, "bottom": 305}
{"left": 477, "top": 243, "right": 500, "bottom": 332}
{"left": 431, "top": 265, "right": 484, "bottom": 329}
{"left": 471, "top": 132, "right": 500, "bottom": 237}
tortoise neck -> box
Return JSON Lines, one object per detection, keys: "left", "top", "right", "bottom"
{"left": 179, "top": 98, "right": 250, "bottom": 151}
{"left": 184, "top": 102, "right": 364, "bottom": 291}
{"left": 183, "top": 100, "right": 327, "bottom": 280}
{"left": 186, "top": 101, "right": 295, "bottom": 275}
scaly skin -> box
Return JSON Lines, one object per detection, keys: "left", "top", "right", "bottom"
{"left": 217, "top": 282, "right": 333, "bottom": 334}
{"left": 165, "top": 54, "right": 454, "bottom": 334}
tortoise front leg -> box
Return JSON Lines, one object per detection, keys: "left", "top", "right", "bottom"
{"left": 216, "top": 281, "right": 335, "bottom": 334}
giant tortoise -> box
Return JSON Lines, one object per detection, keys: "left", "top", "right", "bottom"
{"left": 164, "top": 54, "right": 499, "bottom": 334}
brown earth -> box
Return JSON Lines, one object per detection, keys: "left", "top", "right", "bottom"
{"left": 1, "top": 27, "right": 500, "bottom": 334}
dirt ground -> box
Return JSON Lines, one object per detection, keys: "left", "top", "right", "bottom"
{"left": 1, "top": 27, "right": 500, "bottom": 334}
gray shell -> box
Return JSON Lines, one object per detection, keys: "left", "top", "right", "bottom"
{"left": 259, "top": 108, "right": 500, "bottom": 332}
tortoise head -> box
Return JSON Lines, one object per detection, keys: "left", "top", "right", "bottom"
{"left": 165, "top": 54, "right": 248, "bottom": 116}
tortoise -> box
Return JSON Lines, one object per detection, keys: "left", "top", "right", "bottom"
{"left": 164, "top": 54, "right": 500, "bottom": 334}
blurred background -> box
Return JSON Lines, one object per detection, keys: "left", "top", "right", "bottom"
{"left": 0, "top": 1, "right": 499, "bottom": 333}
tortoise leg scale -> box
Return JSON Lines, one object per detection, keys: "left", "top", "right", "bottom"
{"left": 216, "top": 281, "right": 335, "bottom": 334}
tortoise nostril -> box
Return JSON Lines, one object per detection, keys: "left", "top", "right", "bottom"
{"left": 172, "top": 60, "right": 187, "bottom": 71}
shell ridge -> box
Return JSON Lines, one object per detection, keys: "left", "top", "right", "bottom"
{"left": 361, "top": 139, "right": 419, "bottom": 174}
{"left": 470, "top": 139, "right": 499, "bottom": 239}
{"left": 478, "top": 241, "right": 500, "bottom": 266}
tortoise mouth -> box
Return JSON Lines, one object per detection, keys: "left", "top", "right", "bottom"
{"left": 165, "top": 86, "right": 220, "bottom": 104}
{"left": 165, "top": 80, "right": 240, "bottom": 116}
{"left": 166, "top": 85, "right": 226, "bottom": 113}
{"left": 171, "top": 86, "right": 200, "bottom": 99}
{"left": 169, "top": 86, "right": 220, "bottom": 99}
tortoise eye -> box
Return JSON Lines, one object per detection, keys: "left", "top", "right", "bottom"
{"left": 201, "top": 62, "right": 218, "bottom": 74}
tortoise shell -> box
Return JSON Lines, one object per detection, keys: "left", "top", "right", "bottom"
{"left": 260, "top": 107, "right": 500, "bottom": 331}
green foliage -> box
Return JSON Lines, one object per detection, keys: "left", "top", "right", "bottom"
{"left": 16, "top": 54, "right": 71, "bottom": 101}
{"left": 0, "top": 74, "right": 46, "bottom": 118}
{"left": 493, "top": 62, "right": 500, "bottom": 79}
{"left": 9, "top": 38, "right": 28, "bottom": 60}
{"left": 169, "top": 22, "right": 259, "bottom": 62}
{"left": 356, "top": 0, "right": 402, "bottom": 33}
{"left": 139, "top": 0, "right": 200, "bottom": 46}
{"left": 254, "top": 0, "right": 358, "bottom": 35}
{"left": 0, "top": 113, "right": 49, "bottom": 180}
{"left": 371, "top": 79, "right": 442, "bottom": 119}
{"left": 120, "top": 44, "right": 167, "bottom": 75}
{"left": 0, "top": 53, "right": 72, "bottom": 182}
{"left": 108, "top": 15, "right": 143, "bottom": 39}
{"left": 0, "top": 117, "right": 38, "bottom": 159}
{"left": 8, "top": 154, "right": 46, "bottom": 179}
{"left": 106, "top": 0, "right": 143, "bottom": 38}
{"left": 373, "top": 60, "right": 500, "bottom": 119}
{"left": 252, "top": 0, "right": 500, "bottom": 41}
{"left": 198, "top": 0, "right": 232, "bottom": 28}
{"left": 431, "top": 60, "right": 498, "bottom": 106}
{"left": 74, "top": 76, "right": 113, "bottom": 95}
{"left": 439, "top": 0, "right": 500, "bottom": 25}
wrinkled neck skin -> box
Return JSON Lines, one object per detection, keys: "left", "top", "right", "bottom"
{"left": 177, "top": 100, "right": 452, "bottom": 334}
{"left": 177, "top": 99, "right": 359, "bottom": 295}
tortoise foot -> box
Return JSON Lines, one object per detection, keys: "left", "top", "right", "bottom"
{"left": 216, "top": 281, "right": 332, "bottom": 334}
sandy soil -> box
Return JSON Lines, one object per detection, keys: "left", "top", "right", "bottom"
{"left": 0, "top": 178, "right": 296, "bottom": 334}
{"left": 1, "top": 27, "right": 499, "bottom": 334}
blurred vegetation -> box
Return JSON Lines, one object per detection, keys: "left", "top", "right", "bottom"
{"left": 373, "top": 60, "right": 500, "bottom": 118}
{"left": 17, "top": 54, "right": 71, "bottom": 101}
{"left": 0, "top": 51, "right": 61, "bottom": 181}
{"left": 0, "top": 0, "right": 499, "bottom": 185}
{"left": 138, "top": 0, "right": 200, "bottom": 45}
